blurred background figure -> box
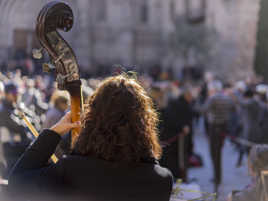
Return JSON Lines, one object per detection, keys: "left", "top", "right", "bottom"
{"left": 42, "top": 90, "right": 71, "bottom": 158}
{"left": 0, "top": 83, "right": 28, "bottom": 144}
{"left": 0, "top": 83, "right": 30, "bottom": 179}
{"left": 160, "top": 86, "right": 197, "bottom": 182}
{"left": 0, "top": 80, "right": 5, "bottom": 181}
{"left": 228, "top": 81, "right": 247, "bottom": 168}
{"left": 237, "top": 88, "right": 263, "bottom": 167}
{"left": 21, "top": 78, "right": 48, "bottom": 117}
{"left": 0, "top": 81, "right": 4, "bottom": 103}
{"left": 204, "top": 80, "right": 235, "bottom": 192}
{"left": 228, "top": 144, "right": 268, "bottom": 201}
{"left": 42, "top": 91, "right": 69, "bottom": 129}
{"left": 256, "top": 85, "right": 268, "bottom": 146}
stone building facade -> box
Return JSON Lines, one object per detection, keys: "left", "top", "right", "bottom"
{"left": 206, "top": 0, "right": 260, "bottom": 80}
{"left": 0, "top": 0, "right": 261, "bottom": 80}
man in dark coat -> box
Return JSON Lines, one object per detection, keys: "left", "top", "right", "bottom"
{"left": 0, "top": 83, "right": 30, "bottom": 178}
{"left": 0, "top": 83, "right": 27, "bottom": 139}
{"left": 160, "top": 88, "right": 195, "bottom": 182}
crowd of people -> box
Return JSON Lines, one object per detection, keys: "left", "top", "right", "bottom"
{"left": 0, "top": 61, "right": 268, "bottom": 200}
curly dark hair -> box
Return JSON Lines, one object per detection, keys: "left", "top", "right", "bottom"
{"left": 74, "top": 74, "right": 162, "bottom": 162}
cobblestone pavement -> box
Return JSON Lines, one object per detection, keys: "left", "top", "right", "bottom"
{"left": 189, "top": 121, "right": 251, "bottom": 200}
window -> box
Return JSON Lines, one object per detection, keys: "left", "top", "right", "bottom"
{"left": 185, "top": 0, "right": 206, "bottom": 24}
{"left": 170, "top": 0, "right": 176, "bottom": 22}
{"left": 96, "top": 0, "right": 107, "bottom": 22}
{"left": 13, "top": 29, "right": 39, "bottom": 53}
{"left": 141, "top": 2, "right": 149, "bottom": 23}
{"left": 13, "top": 29, "right": 29, "bottom": 50}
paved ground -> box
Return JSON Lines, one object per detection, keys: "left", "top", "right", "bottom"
{"left": 188, "top": 120, "right": 251, "bottom": 200}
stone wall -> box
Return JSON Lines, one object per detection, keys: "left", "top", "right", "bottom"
{"left": 206, "top": 0, "right": 260, "bottom": 81}
{"left": 0, "top": 0, "right": 261, "bottom": 80}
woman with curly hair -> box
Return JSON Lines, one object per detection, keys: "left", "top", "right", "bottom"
{"left": 8, "top": 74, "right": 173, "bottom": 201}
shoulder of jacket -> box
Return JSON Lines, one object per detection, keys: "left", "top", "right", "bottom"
{"left": 154, "top": 164, "right": 173, "bottom": 179}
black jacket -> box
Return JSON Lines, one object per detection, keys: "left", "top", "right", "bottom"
{"left": 0, "top": 100, "right": 27, "bottom": 139}
{"left": 8, "top": 129, "right": 173, "bottom": 201}
{"left": 161, "top": 96, "right": 195, "bottom": 142}
{"left": 159, "top": 96, "right": 196, "bottom": 179}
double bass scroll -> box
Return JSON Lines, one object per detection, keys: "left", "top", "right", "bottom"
{"left": 34, "top": 1, "right": 82, "bottom": 149}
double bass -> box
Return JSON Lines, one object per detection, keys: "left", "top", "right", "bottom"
{"left": 33, "top": 1, "right": 83, "bottom": 159}
{"left": 0, "top": 1, "right": 82, "bottom": 188}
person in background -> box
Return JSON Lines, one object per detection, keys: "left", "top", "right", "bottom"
{"left": 42, "top": 92, "right": 69, "bottom": 129}
{"left": 237, "top": 88, "right": 263, "bottom": 166}
{"left": 0, "top": 81, "right": 4, "bottom": 102}
{"left": 42, "top": 91, "right": 72, "bottom": 158}
{"left": 0, "top": 83, "right": 30, "bottom": 178}
{"left": 229, "top": 81, "right": 247, "bottom": 168}
{"left": 227, "top": 144, "right": 268, "bottom": 201}
{"left": 255, "top": 85, "right": 268, "bottom": 145}
{"left": 0, "top": 83, "right": 28, "bottom": 143}
{"left": 204, "top": 80, "right": 235, "bottom": 192}
{"left": 161, "top": 87, "right": 195, "bottom": 182}
{"left": 21, "top": 78, "right": 48, "bottom": 117}
{"left": 0, "top": 80, "right": 5, "bottom": 180}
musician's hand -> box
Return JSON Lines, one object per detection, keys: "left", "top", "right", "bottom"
{"left": 50, "top": 112, "right": 81, "bottom": 136}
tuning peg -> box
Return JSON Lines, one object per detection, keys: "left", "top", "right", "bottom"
{"left": 42, "top": 63, "right": 55, "bottom": 73}
{"left": 32, "top": 48, "right": 43, "bottom": 59}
